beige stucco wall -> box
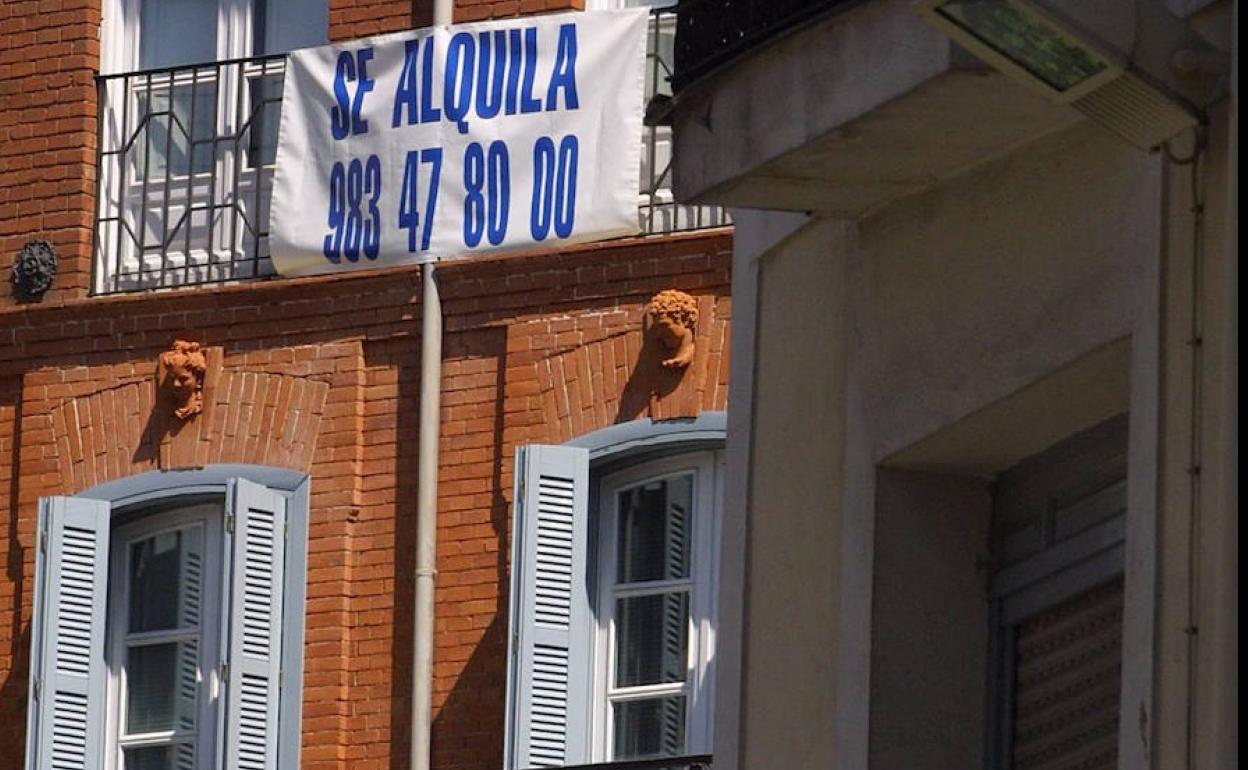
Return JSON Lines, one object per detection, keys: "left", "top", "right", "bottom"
{"left": 733, "top": 117, "right": 1212, "bottom": 769}
{"left": 1154, "top": 98, "right": 1239, "bottom": 770}
{"left": 742, "top": 218, "right": 850, "bottom": 770}
{"left": 869, "top": 469, "right": 991, "bottom": 770}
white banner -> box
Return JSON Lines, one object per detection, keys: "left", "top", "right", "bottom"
{"left": 270, "top": 9, "right": 648, "bottom": 277}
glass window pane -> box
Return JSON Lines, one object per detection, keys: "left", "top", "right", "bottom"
{"left": 124, "top": 745, "right": 172, "bottom": 770}
{"left": 140, "top": 0, "right": 217, "bottom": 70}
{"left": 123, "top": 743, "right": 196, "bottom": 770}
{"left": 260, "top": 0, "right": 329, "bottom": 54}
{"left": 126, "top": 640, "right": 200, "bottom": 734}
{"left": 130, "top": 526, "right": 203, "bottom": 634}
{"left": 135, "top": 83, "right": 217, "bottom": 180}
{"left": 616, "top": 474, "right": 692, "bottom": 583}
{"left": 615, "top": 592, "right": 689, "bottom": 687}
{"left": 613, "top": 696, "right": 686, "bottom": 759}
{"left": 246, "top": 73, "right": 283, "bottom": 168}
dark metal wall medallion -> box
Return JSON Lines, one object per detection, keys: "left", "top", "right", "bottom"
{"left": 11, "top": 240, "right": 58, "bottom": 300}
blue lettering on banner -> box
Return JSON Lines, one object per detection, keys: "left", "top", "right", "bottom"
{"left": 317, "top": 21, "right": 593, "bottom": 265}
{"left": 486, "top": 140, "right": 511, "bottom": 245}
{"left": 553, "top": 135, "right": 578, "bottom": 238}
{"left": 324, "top": 155, "right": 382, "bottom": 261}
{"left": 519, "top": 27, "right": 542, "bottom": 114}
{"left": 331, "top": 48, "right": 375, "bottom": 138}
{"left": 392, "top": 39, "right": 421, "bottom": 128}
{"left": 399, "top": 147, "right": 444, "bottom": 253}
{"left": 352, "top": 48, "right": 375, "bottom": 134}
{"left": 463, "top": 140, "right": 511, "bottom": 247}
{"left": 445, "top": 32, "right": 476, "bottom": 134}
{"left": 504, "top": 28, "right": 523, "bottom": 116}
{"left": 330, "top": 52, "right": 355, "bottom": 140}
{"left": 420, "top": 38, "right": 442, "bottom": 123}
{"left": 530, "top": 135, "right": 578, "bottom": 241}
{"left": 476, "top": 30, "right": 507, "bottom": 120}
{"left": 323, "top": 162, "right": 345, "bottom": 258}
{"left": 546, "top": 24, "right": 579, "bottom": 111}
{"left": 384, "top": 23, "right": 582, "bottom": 135}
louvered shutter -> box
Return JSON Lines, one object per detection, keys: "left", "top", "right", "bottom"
{"left": 222, "top": 478, "right": 287, "bottom": 770}
{"left": 505, "top": 445, "right": 592, "bottom": 770}
{"left": 25, "top": 497, "right": 110, "bottom": 770}
{"left": 1010, "top": 577, "right": 1124, "bottom": 770}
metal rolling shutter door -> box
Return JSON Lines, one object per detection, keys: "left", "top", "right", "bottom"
{"left": 991, "top": 414, "right": 1129, "bottom": 770}
{"left": 1010, "top": 576, "right": 1123, "bottom": 770}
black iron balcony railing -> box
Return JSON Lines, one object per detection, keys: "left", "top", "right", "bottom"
{"left": 93, "top": 54, "right": 287, "bottom": 294}
{"left": 560, "top": 754, "right": 712, "bottom": 770}
{"left": 673, "top": 0, "right": 862, "bottom": 91}
{"left": 91, "top": 9, "right": 727, "bottom": 295}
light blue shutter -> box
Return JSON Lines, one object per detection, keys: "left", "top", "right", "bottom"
{"left": 222, "top": 478, "right": 287, "bottom": 770}
{"left": 505, "top": 445, "right": 592, "bottom": 770}
{"left": 25, "top": 497, "right": 110, "bottom": 770}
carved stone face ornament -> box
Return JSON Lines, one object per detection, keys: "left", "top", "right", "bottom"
{"left": 159, "top": 340, "right": 208, "bottom": 420}
{"left": 644, "top": 289, "right": 699, "bottom": 369}
{"left": 11, "top": 240, "right": 58, "bottom": 300}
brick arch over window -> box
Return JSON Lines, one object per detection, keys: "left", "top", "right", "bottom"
{"left": 524, "top": 294, "right": 729, "bottom": 445}
{"left": 48, "top": 371, "right": 329, "bottom": 490}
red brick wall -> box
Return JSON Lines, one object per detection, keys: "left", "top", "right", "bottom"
{"left": 0, "top": 231, "right": 732, "bottom": 770}
{"left": 0, "top": 0, "right": 101, "bottom": 309}
{"left": 1, "top": 3, "right": 723, "bottom": 768}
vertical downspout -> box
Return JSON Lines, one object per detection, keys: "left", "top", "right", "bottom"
{"left": 412, "top": 257, "right": 443, "bottom": 770}
{"left": 412, "top": 4, "right": 452, "bottom": 767}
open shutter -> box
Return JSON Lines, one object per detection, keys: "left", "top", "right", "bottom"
{"left": 25, "top": 497, "right": 110, "bottom": 770}
{"left": 222, "top": 478, "right": 287, "bottom": 770}
{"left": 505, "top": 445, "right": 592, "bottom": 770}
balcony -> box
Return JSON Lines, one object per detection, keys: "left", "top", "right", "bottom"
{"left": 91, "top": 9, "right": 727, "bottom": 295}
{"left": 667, "top": 0, "right": 1078, "bottom": 213}
{"left": 672, "top": 0, "right": 863, "bottom": 91}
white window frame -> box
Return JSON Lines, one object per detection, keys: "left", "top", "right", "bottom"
{"left": 96, "top": 0, "right": 325, "bottom": 292}
{"left": 101, "top": 0, "right": 256, "bottom": 76}
{"left": 25, "top": 467, "right": 310, "bottom": 770}
{"left": 590, "top": 450, "right": 723, "bottom": 762}
{"left": 104, "top": 499, "right": 226, "bottom": 770}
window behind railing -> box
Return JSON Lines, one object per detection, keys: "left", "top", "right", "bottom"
{"left": 92, "top": 8, "right": 728, "bottom": 295}
{"left": 94, "top": 55, "right": 287, "bottom": 294}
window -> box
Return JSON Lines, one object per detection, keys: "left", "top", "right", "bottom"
{"left": 25, "top": 475, "right": 308, "bottom": 770}
{"left": 106, "top": 499, "right": 223, "bottom": 770}
{"left": 95, "top": 0, "right": 327, "bottom": 292}
{"left": 987, "top": 415, "right": 1128, "bottom": 770}
{"left": 594, "top": 454, "right": 719, "bottom": 761}
{"left": 585, "top": 0, "right": 728, "bottom": 235}
{"left": 504, "top": 432, "right": 723, "bottom": 770}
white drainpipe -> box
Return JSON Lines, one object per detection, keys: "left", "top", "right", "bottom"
{"left": 412, "top": 0, "right": 451, "bottom": 755}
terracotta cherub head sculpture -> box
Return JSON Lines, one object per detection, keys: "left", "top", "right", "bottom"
{"left": 645, "top": 289, "right": 699, "bottom": 369}
{"left": 159, "top": 340, "right": 208, "bottom": 420}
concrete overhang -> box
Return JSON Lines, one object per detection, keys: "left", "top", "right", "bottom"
{"left": 670, "top": 0, "right": 1084, "bottom": 217}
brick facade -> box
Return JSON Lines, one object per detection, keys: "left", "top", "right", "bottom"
{"left": 1, "top": 229, "right": 731, "bottom": 770}
{"left": 0, "top": 0, "right": 730, "bottom": 767}
{"left": 0, "top": 0, "right": 101, "bottom": 309}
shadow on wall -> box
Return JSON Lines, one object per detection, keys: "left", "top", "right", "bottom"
{"left": 1, "top": 387, "right": 28, "bottom": 770}
{"left": 384, "top": 293, "right": 721, "bottom": 768}
{"left": 386, "top": 325, "right": 514, "bottom": 770}
{"left": 616, "top": 327, "right": 685, "bottom": 423}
